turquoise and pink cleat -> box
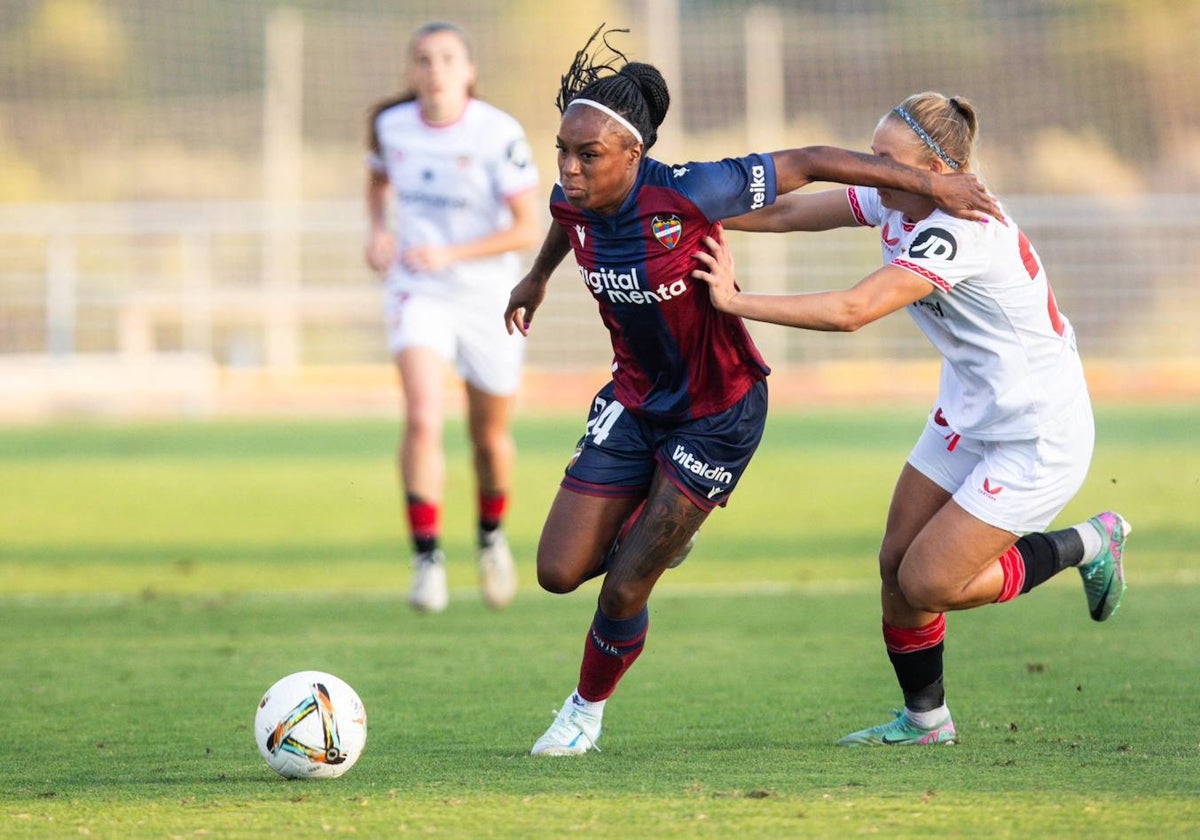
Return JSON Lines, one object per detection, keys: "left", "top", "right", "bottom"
{"left": 1079, "top": 511, "right": 1131, "bottom": 622}
{"left": 837, "top": 709, "right": 957, "bottom": 747}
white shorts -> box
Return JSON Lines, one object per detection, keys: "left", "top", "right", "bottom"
{"left": 384, "top": 288, "right": 525, "bottom": 396}
{"left": 906, "top": 394, "right": 1095, "bottom": 534}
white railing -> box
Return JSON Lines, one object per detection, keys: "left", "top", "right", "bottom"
{"left": 1, "top": 197, "right": 1197, "bottom": 416}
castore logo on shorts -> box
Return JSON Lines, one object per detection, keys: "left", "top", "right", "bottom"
{"left": 980, "top": 478, "right": 1005, "bottom": 498}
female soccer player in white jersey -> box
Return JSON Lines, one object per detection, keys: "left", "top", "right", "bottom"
{"left": 365, "top": 22, "right": 540, "bottom": 613}
{"left": 506, "top": 26, "right": 1000, "bottom": 757}
{"left": 693, "top": 91, "right": 1131, "bottom": 746}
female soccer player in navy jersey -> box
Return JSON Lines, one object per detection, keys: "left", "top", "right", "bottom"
{"left": 504, "top": 29, "right": 1000, "bottom": 756}
{"left": 693, "top": 91, "right": 1130, "bottom": 746}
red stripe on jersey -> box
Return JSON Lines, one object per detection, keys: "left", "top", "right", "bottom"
{"left": 894, "top": 259, "right": 951, "bottom": 292}
{"left": 1019, "top": 231, "right": 1066, "bottom": 336}
{"left": 1017, "top": 230, "right": 1040, "bottom": 280}
{"left": 846, "top": 187, "right": 872, "bottom": 227}
{"left": 1045, "top": 284, "right": 1066, "bottom": 336}
{"left": 882, "top": 614, "right": 946, "bottom": 654}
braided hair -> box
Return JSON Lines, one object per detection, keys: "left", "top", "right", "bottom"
{"left": 556, "top": 25, "right": 670, "bottom": 151}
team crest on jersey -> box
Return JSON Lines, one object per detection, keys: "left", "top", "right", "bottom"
{"left": 651, "top": 215, "right": 683, "bottom": 249}
{"left": 506, "top": 137, "right": 532, "bottom": 169}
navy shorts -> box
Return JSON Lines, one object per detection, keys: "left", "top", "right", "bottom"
{"left": 561, "top": 379, "right": 768, "bottom": 512}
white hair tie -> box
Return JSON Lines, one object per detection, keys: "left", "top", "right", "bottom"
{"left": 569, "top": 98, "right": 643, "bottom": 145}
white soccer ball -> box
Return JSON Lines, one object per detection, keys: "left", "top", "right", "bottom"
{"left": 254, "top": 670, "right": 367, "bottom": 779}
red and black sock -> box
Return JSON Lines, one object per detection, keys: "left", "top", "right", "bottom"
{"left": 405, "top": 494, "right": 440, "bottom": 555}
{"left": 478, "top": 490, "right": 507, "bottom": 540}
{"left": 883, "top": 615, "right": 946, "bottom": 713}
{"left": 994, "top": 528, "right": 1086, "bottom": 602}
{"left": 577, "top": 606, "right": 649, "bottom": 702}
{"left": 1015, "top": 528, "right": 1085, "bottom": 594}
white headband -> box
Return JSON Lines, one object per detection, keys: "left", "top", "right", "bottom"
{"left": 569, "top": 98, "right": 643, "bottom": 145}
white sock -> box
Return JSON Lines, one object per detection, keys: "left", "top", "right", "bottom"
{"left": 569, "top": 691, "right": 606, "bottom": 717}
{"left": 1073, "top": 520, "right": 1104, "bottom": 564}
{"left": 905, "top": 704, "right": 950, "bottom": 729}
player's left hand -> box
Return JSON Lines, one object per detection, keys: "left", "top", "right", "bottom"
{"left": 691, "top": 225, "right": 740, "bottom": 313}
{"left": 402, "top": 244, "right": 455, "bottom": 274}
{"left": 932, "top": 172, "right": 1004, "bottom": 222}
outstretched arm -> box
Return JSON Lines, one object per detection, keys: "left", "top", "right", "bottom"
{"left": 771, "top": 146, "right": 1000, "bottom": 222}
{"left": 691, "top": 226, "right": 931, "bottom": 332}
{"left": 724, "top": 188, "right": 857, "bottom": 233}
{"left": 505, "top": 222, "right": 572, "bottom": 336}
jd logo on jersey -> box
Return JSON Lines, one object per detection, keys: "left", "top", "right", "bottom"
{"left": 651, "top": 215, "right": 683, "bottom": 250}
{"left": 909, "top": 227, "right": 958, "bottom": 261}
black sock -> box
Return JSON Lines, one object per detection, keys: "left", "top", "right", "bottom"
{"left": 1016, "top": 528, "right": 1084, "bottom": 593}
{"left": 478, "top": 523, "right": 499, "bottom": 548}
{"left": 888, "top": 644, "right": 945, "bottom": 712}
{"left": 414, "top": 536, "right": 438, "bottom": 554}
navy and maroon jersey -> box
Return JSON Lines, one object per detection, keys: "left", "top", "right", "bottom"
{"left": 552, "top": 154, "right": 778, "bottom": 421}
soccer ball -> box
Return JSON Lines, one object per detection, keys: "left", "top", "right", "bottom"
{"left": 254, "top": 670, "right": 367, "bottom": 779}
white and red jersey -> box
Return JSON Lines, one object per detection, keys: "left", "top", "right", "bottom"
{"left": 368, "top": 98, "right": 538, "bottom": 302}
{"left": 846, "top": 186, "right": 1088, "bottom": 440}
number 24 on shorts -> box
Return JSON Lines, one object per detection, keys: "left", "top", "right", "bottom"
{"left": 586, "top": 397, "right": 625, "bottom": 446}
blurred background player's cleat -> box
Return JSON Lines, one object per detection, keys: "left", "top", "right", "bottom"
{"left": 478, "top": 529, "right": 517, "bottom": 610}
{"left": 409, "top": 549, "right": 448, "bottom": 613}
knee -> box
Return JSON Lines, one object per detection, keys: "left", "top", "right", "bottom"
{"left": 597, "top": 580, "right": 648, "bottom": 619}
{"left": 472, "top": 430, "right": 512, "bottom": 462}
{"left": 896, "top": 565, "right": 954, "bottom": 613}
{"left": 535, "top": 549, "right": 586, "bottom": 594}
{"left": 536, "top": 564, "right": 580, "bottom": 595}
{"left": 404, "top": 411, "right": 442, "bottom": 446}
{"left": 877, "top": 545, "right": 904, "bottom": 591}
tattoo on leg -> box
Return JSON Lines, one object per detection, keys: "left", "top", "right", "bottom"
{"left": 616, "top": 477, "right": 707, "bottom": 580}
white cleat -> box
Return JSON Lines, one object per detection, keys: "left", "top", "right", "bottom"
{"left": 530, "top": 694, "right": 602, "bottom": 756}
{"left": 478, "top": 530, "right": 517, "bottom": 610}
{"left": 408, "top": 549, "right": 448, "bottom": 613}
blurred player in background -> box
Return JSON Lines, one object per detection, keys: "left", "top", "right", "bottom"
{"left": 365, "top": 21, "right": 540, "bottom": 613}
{"left": 505, "top": 29, "right": 1000, "bottom": 756}
{"left": 693, "top": 91, "right": 1131, "bottom": 746}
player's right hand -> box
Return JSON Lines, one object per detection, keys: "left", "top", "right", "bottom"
{"left": 505, "top": 274, "right": 547, "bottom": 336}
{"left": 365, "top": 230, "right": 397, "bottom": 274}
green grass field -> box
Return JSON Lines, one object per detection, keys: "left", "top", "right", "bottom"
{"left": 2, "top": 405, "right": 1199, "bottom": 838}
